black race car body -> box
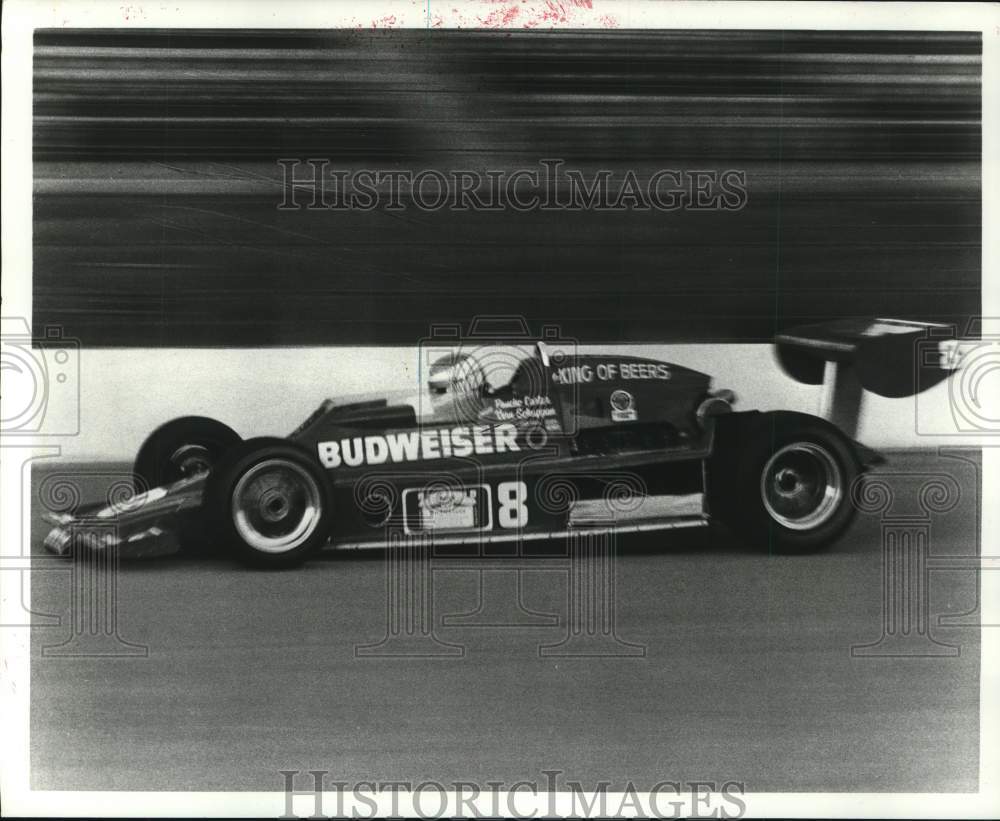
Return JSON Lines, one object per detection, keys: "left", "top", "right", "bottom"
{"left": 289, "top": 350, "right": 717, "bottom": 547}
{"left": 43, "top": 319, "right": 959, "bottom": 566}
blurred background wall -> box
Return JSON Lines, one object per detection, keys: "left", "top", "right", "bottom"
{"left": 31, "top": 29, "right": 981, "bottom": 457}
{"left": 34, "top": 29, "right": 981, "bottom": 346}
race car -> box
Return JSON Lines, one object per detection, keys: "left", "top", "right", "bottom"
{"left": 43, "top": 318, "right": 960, "bottom": 567}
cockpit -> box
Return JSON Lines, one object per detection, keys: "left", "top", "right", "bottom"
{"left": 414, "top": 342, "right": 553, "bottom": 425}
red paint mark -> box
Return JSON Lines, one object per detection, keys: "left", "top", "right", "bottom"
{"left": 478, "top": 4, "right": 521, "bottom": 26}
{"left": 540, "top": 1, "right": 571, "bottom": 24}
{"left": 120, "top": 4, "right": 145, "bottom": 21}
{"left": 443, "top": 0, "right": 605, "bottom": 29}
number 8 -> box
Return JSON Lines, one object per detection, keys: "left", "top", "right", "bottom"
{"left": 497, "top": 481, "right": 528, "bottom": 529}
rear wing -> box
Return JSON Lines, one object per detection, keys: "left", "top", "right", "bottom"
{"left": 774, "top": 318, "right": 960, "bottom": 437}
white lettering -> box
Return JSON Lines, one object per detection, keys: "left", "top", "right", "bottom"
{"left": 494, "top": 423, "right": 520, "bottom": 453}
{"left": 386, "top": 431, "right": 421, "bottom": 462}
{"left": 342, "top": 437, "right": 364, "bottom": 467}
{"left": 420, "top": 430, "right": 441, "bottom": 459}
{"left": 451, "top": 427, "right": 473, "bottom": 457}
{"left": 618, "top": 361, "right": 672, "bottom": 380}
{"left": 318, "top": 424, "right": 524, "bottom": 468}
{"left": 318, "top": 441, "right": 341, "bottom": 468}
{"left": 554, "top": 365, "right": 594, "bottom": 385}
{"left": 473, "top": 426, "right": 493, "bottom": 454}
{"left": 364, "top": 435, "right": 389, "bottom": 465}
{"left": 497, "top": 481, "right": 528, "bottom": 528}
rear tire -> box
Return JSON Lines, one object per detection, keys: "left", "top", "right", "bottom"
{"left": 205, "top": 438, "right": 332, "bottom": 568}
{"left": 710, "top": 412, "right": 859, "bottom": 554}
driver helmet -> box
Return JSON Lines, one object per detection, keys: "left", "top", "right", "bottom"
{"left": 427, "top": 351, "right": 488, "bottom": 418}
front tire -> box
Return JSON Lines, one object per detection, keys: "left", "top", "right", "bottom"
{"left": 711, "top": 412, "right": 860, "bottom": 553}
{"left": 133, "top": 416, "right": 242, "bottom": 491}
{"left": 133, "top": 416, "right": 243, "bottom": 555}
{"left": 205, "top": 438, "right": 332, "bottom": 568}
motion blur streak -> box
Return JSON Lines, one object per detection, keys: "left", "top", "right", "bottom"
{"left": 33, "top": 30, "right": 981, "bottom": 346}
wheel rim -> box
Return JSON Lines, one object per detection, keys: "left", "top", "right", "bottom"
{"left": 170, "top": 444, "right": 214, "bottom": 477}
{"left": 231, "top": 458, "right": 323, "bottom": 553}
{"left": 759, "top": 442, "right": 843, "bottom": 531}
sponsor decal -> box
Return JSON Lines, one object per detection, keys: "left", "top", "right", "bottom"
{"left": 552, "top": 361, "right": 672, "bottom": 385}
{"left": 416, "top": 486, "right": 483, "bottom": 531}
{"left": 318, "top": 423, "right": 520, "bottom": 468}
{"left": 610, "top": 389, "right": 637, "bottom": 422}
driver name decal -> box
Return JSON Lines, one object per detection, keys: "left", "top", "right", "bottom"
{"left": 317, "top": 423, "right": 520, "bottom": 468}
{"left": 489, "top": 394, "right": 557, "bottom": 423}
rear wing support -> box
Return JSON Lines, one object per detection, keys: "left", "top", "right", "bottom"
{"left": 774, "top": 318, "right": 960, "bottom": 439}
{"left": 816, "top": 360, "right": 866, "bottom": 439}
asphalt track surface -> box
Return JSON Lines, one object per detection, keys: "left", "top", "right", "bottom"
{"left": 29, "top": 450, "right": 981, "bottom": 793}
